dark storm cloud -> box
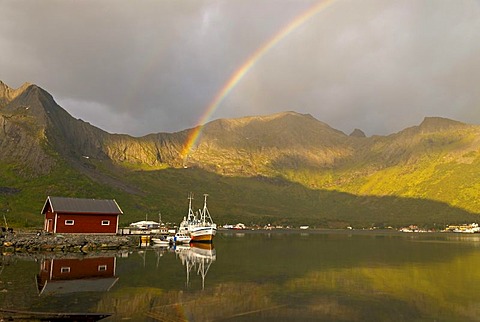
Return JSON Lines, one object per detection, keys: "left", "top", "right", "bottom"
{"left": 1, "top": 0, "right": 479, "bottom": 136}
{"left": 221, "top": 0, "right": 480, "bottom": 135}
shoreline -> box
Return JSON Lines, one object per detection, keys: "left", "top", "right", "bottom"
{"left": 1, "top": 232, "right": 140, "bottom": 253}
{"left": 2, "top": 228, "right": 479, "bottom": 254}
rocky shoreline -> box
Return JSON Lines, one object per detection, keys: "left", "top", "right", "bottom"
{"left": 1, "top": 232, "right": 142, "bottom": 253}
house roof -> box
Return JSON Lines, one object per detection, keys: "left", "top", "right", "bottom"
{"left": 41, "top": 196, "right": 123, "bottom": 215}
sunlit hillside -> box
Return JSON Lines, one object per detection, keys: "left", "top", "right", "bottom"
{"left": 1, "top": 81, "right": 479, "bottom": 228}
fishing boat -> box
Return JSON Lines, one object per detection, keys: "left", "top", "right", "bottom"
{"left": 179, "top": 193, "right": 217, "bottom": 243}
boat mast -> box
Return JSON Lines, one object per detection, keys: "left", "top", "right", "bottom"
{"left": 201, "top": 194, "right": 213, "bottom": 225}
{"left": 187, "top": 193, "right": 196, "bottom": 222}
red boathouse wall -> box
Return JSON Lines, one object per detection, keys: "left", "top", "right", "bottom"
{"left": 54, "top": 213, "right": 118, "bottom": 234}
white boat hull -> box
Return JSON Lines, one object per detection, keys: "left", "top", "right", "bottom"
{"left": 151, "top": 238, "right": 169, "bottom": 245}
{"left": 190, "top": 226, "right": 216, "bottom": 242}
{"left": 168, "top": 233, "right": 191, "bottom": 244}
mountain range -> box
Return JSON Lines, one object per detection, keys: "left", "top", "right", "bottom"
{"left": 1, "top": 81, "right": 479, "bottom": 228}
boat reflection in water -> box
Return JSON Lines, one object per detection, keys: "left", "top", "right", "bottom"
{"left": 175, "top": 243, "right": 216, "bottom": 289}
{"left": 37, "top": 256, "right": 119, "bottom": 296}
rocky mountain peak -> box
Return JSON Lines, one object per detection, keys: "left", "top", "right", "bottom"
{"left": 199, "top": 110, "right": 347, "bottom": 151}
{"left": 0, "top": 81, "right": 33, "bottom": 105}
{"left": 349, "top": 128, "right": 366, "bottom": 138}
{"left": 418, "top": 117, "right": 466, "bottom": 132}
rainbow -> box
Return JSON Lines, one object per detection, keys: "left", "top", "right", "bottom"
{"left": 181, "top": 0, "right": 335, "bottom": 159}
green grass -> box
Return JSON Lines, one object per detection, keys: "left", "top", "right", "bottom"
{"left": 1, "top": 157, "right": 477, "bottom": 230}
{"left": 2, "top": 133, "right": 480, "bottom": 230}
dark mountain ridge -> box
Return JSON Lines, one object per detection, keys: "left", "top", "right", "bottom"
{"left": 0, "top": 83, "right": 189, "bottom": 169}
{"left": 1, "top": 82, "right": 470, "bottom": 174}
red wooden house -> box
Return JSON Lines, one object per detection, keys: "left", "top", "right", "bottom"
{"left": 41, "top": 196, "right": 123, "bottom": 234}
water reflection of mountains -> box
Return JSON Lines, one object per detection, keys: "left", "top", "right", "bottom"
{"left": 5, "top": 232, "right": 480, "bottom": 321}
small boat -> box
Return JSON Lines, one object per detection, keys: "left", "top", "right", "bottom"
{"left": 152, "top": 231, "right": 191, "bottom": 245}
{"left": 151, "top": 237, "right": 170, "bottom": 245}
{"left": 169, "top": 231, "right": 191, "bottom": 244}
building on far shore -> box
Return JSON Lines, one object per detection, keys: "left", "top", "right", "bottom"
{"left": 41, "top": 196, "right": 123, "bottom": 234}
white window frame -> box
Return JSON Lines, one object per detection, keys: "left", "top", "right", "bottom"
{"left": 98, "top": 265, "right": 107, "bottom": 271}
{"left": 61, "top": 267, "right": 71, "bottom": 273}
{"left": 101, "top": 220, "right": 110, "bottom": 226}
{"left": 65, "top": 220, "right": 75, "bottom": 226}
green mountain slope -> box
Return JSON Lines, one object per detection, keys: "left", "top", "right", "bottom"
{"left": 0, "top": 81, "right": 478, "bottom": 228}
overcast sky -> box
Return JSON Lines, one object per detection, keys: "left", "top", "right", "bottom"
{"left": 1, "top": 0, "right": 480, "bottom": 137}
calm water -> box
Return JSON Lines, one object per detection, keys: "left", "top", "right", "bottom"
{"left": 2, "top": 230, "right": 480, "bottom": 321}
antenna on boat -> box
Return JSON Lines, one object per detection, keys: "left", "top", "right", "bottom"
{"left": 188, "top": 193, "right": 194, "bottom": 210}
{"left": 203, "top": 194, "right": 209, "bottom": 213}
{"left": 187, "top": 192, "right": 195, "bottom": 221}
{"left": 201, "top": 194, "right": 213, "bottom": 225}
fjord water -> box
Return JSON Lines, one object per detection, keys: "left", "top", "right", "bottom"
{"left": 2, "top": 231, "right": 480, "bottom": 321}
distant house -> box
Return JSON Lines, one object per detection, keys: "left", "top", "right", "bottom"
{"left": 129, "top": 220, "right": 160, "bottom": 229}
{"left": 41, "top": 196, "right": 123, "bottom": 234}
